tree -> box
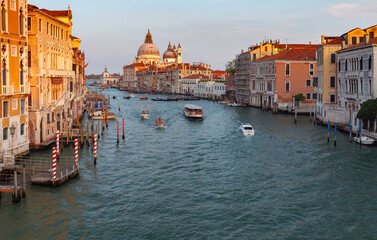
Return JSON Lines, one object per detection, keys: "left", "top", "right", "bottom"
{"left": 357, "top": 98, "right": 377, "bottom": 120}
{"left": 225, "top": 59, "right": 237, "bottom": 76}
{"left": 294, "top": 93, "right": 305, "bottom": 101}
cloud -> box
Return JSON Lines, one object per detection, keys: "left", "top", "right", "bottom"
{"left": 327, "top": 2, "right": 377, "bottom": 18}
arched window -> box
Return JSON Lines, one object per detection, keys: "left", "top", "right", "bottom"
{"left": 19, "top": 8, "right": 24, "bottom": 35}
{"left": 360, "top": 57, "right": 363, "bottom": 70}
{"left": 3, "top": 127, "right": 8, "bottom": 140}
{"left": 2, "top": 59, "right": 6, "bottom": 85}
{"left": 1, "top": 1, "right": 6, "bottom": 32}
{"left": 20, "top": 123, "right": 25, "bottom": 136}
{"left": 345, "top": 59, "right": 348, "bottom": 71}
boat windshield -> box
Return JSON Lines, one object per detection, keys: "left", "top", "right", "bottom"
{"left": 244, "top": 127, "right": 253, "bottom": 130}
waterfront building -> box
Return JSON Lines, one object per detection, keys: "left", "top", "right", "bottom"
{"left": 194, "top": 76, "right": 226, "bottom": 99}
{"left": 120, "top": 63, "right": 147, "bottom": 91}
{"left": 0, "top": 0, "right": 29, "bottom": 160}
{"left": 100, "top": 66, "right": 120, "bottom": 86}
{"left": 27, "top": 4, "right": 85, "bottom": 148}
{"left": 181, "top": 74, "right": 206, "bottom": 95}
{"left": 315, "top": 25, "right": 377, "bottom": 124}
{"left": 335, "top": 36, "right": 377, "bottom": 128}
{"left": 235, "top": 41, "right": 320, "bottom": 105}
{"left": 250, "top": 47, "right": 317, "bottom": 111}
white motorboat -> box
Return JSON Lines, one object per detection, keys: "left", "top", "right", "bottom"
{"left": 91, "top": 110, "right": 117, "bottom": 120}
{"left": 184, "top": 104, "right": 203, "bottom": 119}
{"left": 240, "top": 123, "right": 255, "bottom": 136}
{"left": 141, "top": 111, "right": 149, "bottom": 120}
{"left": 130, "top": 94, "right": 135, "bottom": 98}
{"left": 353, "top": 136, "right": 375, "bottom": 145}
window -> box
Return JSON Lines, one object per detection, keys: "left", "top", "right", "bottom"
{"left": 70, "top": 81, "right": 73, "bottom": 92}
{"left": 352, "top": 37, "right": 357, "bottom": 45}
{"left": 39, "top": 18, "right": 41, "bottom": 32}
{"left": 20, "top": 123, "right": 25, "bottom": 136}
{"left": 345, "top": 59, "right": 348, "bottom": 71}
{"left": 3, "top": 101, "right": 8, "bottom": 117}
{"left": 27, "top": 17, "right": 31, "bottom": 31}
{"left": 3, "top": 127, "right": 8, "bottom": 141}
{"left": 360, "top": 57, "right": 363, "bottom": 70}
{"left": 46, "top": 22, "right": 49, "bottom": 34}
{"left": 2, "top": 66, "right": 6, "bottom": 85}
{"left": 19, "top": 8, "right": 24, "bottom": 35}
{"left": 28, "top": 50, "right": 31, "bottom": 68}
{"left": 331, "top": 53, "right": 336, "bottom": 64}
{"left": 1, "top": 2, "right": 6, "bottom": 32}
{"left": 285, "top": 81, "right": 290, "bottom": 92}
{"left": 20, "top": 69, "right": 24, "bottom": 85}
{"left": 21, "top": 99, "right": 25, "bottom": 114}
{"left": 264, "top": 46, "right": 267, "bottom": 51}
{"left": 12, "top": 99, "right": 17, "bottom": 110}
{"left": 253, "top": 54, "right": 256, "bottom": 60}
{"left": 359, "top": 36, "right": 364, "bottom": 43}
{"left": 306, "top": 93, "right": 311, "bottom": 100}
{"left": 306, "top": 79, "right": 311, "bottom": 86}
{"left": 312, "top": 93, "right": 317, "bottom": 100}
{"left": 285, "top": 64, "right": 290, "bottom": 75}
{"left": 11, "top": 45, "right": 17, "bottom": 56}
{"left": 47, "top": 113, "right": 50, "bottom": 123}
{"left": 369, "top": 56, "right": 372, "bottom": 70}
{"left": 330, "top": 94, "right": 336, "bottom": 103}
{"left": 309, "top": 64, "right": 314, "bottom": 75}
{"left": 52, "top": 112, "right": 55, "bottom": 122}
{"left": 370, "top": 32, "right": 375, "bottom": 39}
{"left": 330, "top": 76, "right": 336, "bottom": 88}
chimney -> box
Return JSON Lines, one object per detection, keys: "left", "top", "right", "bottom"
{"left": 321, "top": 35, "right": 325, "bottom": 45}
{"left": 309, "top": 41, "right": 311, "bottom": 45}
{"left": 341, "top": 40, "right": 345, "bottom": 50}
{"left": 364, "top": 34, "right": 370, "bottom": 45}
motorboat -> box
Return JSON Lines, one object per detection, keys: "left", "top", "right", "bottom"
{"left": 353, "top": 135, "right": 375, "bottom": 145}
{"left": 184, "top": 104, "right": 203, "bottom": 119}
{"left": 130, "top": 94, "right": 135, "bottom": 98}
{"left": 141, "top": 111, "right": 149, "bottom": 120}
{"left": 113, "top": 96, "right": 116, "bottom": 99}
{"left": 155, "top": 117, "right": 165, "bottom": 128}
{"left": 124, "top": 96, "right": 130, "bottom": 99}
{"left": 240, "top": 123, "right": 255, "bottom": 136}
{"left": 91, "top": 110, "right": 117, "bottom": 120}
{"left": 228, "top": 102, "right": 245, "bottom": 107}
{"left": 140, "top": 97, "right": 148, "bottom": 100}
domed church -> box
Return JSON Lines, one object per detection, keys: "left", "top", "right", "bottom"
{"left": 135, "top": 30, "right": 182, "bottom": 66}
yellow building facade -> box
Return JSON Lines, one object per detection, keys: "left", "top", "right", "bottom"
{"left": 0, "top": 0, "right": 29, "bottom": 160}
{"left": 27, "top": 4, "right": 84, "bottom": 148}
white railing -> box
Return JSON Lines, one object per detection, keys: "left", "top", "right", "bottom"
{"left": 2, "top": 85, "right": 14, "bottom": 95}
{"left": 20, "top": 84, "right": 30, "bottom": 94}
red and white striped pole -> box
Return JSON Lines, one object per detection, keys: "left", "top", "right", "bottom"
{"left": 74, "top": 139, "right": 79, "bottom": 167}
{"left": 56, "top": 130, "right": 60, "bottom": 156}
{"left": 117, "top": 120, "right": 119, "bottom": 144}
{"left": 94, "top": 134, "right": 97, "bottom": 165}
{"left": 52, "top": 147, "right": 57, "bottom": 181}
{"left": 122, "top": 117, "right": 125, "bottom": 140}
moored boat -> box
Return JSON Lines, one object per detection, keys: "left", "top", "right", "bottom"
{"left": 124, "top": 96, "right": 130, "bottom": 99}
{"left": 140, "top": 97, "right": 148, "bottom": 100}
{"left": 353, "top": 135, "right": 375, "bottom": 145}
{"left": 184, "top": 104, "right": 203, "bottom": 119}
{"left": 155, "top": 117, "right": 165, "bottom": 128}
{"left": 141, "top": 111, "right": 149, "bottom": 120}
{"left": 91, "top": 111, "right": 117, "bottom": 120}
{"left": 240, "top": 123, "right": 255, "bottom": 136}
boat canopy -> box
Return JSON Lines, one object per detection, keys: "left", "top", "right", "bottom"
{"left": 184, "top": 104, "right": 202, "bottom": 110}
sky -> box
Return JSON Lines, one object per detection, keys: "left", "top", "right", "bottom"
{"left": 29, "top": 0, "right": 377, "bottom": 74}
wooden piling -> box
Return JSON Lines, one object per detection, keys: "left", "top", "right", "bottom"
{"left": 327, "top": 121, "right": 330, "bottom": 142}
{"left": 334, "top": 124, "right": 337, "bottom": 146}
{"left": 349, "top": 121, "right": 352, "bottom": 142}
{"left": 117, "top": 120, "right": 119, "bottom": 144}
{"left": 294, "top": 110, "right": 297, "bottom": 124}
{"left": 22, "top": 165, "right": 26, "bottom": 198}
{"left": 86, "top": 124, "right": 89, "bottom": 144}
{"left": 122, "top": 117, "right": 125, "bottom": 140}
{"left": 13, "top": 169, "right": 19, "bottom": 202}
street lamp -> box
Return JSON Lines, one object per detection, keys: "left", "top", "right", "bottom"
{"left": 10, "top": 124, "right": 15, "bottom": 154}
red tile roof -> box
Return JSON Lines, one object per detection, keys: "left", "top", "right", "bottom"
{"left": 183, "top": 74, "right": 209, "bottom": 79}
{"left": 39, "top": 9, "right": 70, "bottom": 17}
{"left": 324, "top": 37, "right": 343, "bottom": 45}
{"left": 254, "top": 47, "right": 317, "bottom": 62}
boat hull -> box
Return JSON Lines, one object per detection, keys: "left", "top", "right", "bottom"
{"left": 353, "top": 136, "right": 375, "bottom": 145}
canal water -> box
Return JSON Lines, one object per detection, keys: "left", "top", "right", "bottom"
{"left": 1, "top": 88, "right": 377, "bottom": 239}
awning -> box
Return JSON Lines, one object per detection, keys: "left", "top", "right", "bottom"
{"left": 52, "top": 77, "right": 63, "bottom": 84}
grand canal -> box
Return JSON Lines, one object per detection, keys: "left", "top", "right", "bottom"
{"left": 1, "top": 87, "right": 377, "bottom": 239}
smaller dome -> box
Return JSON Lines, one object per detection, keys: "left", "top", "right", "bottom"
{"left": 163, "top": 42, "right": 177, "bottom": 59}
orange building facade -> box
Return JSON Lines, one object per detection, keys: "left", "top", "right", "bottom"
{"left": 0, "top": 0, "right": 29, "bottom": 160}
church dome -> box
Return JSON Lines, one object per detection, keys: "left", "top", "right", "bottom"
{"left": 163, "top": 42, "right": 177, "bottom": 59}
{"left": 137, "top": 30, "right": 160, "bottom": 57}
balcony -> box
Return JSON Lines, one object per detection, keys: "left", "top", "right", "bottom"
{"left": 20, "top": 84, "right": 30, "bottom": 94}
{"left": 1, "top": 85, "right": 14, "bottom": 95}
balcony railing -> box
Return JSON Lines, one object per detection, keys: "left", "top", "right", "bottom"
{"left": 20, "top": 84, "right": 30, "bottom": 94}
{"left": 1, "top": 85, "right": 14, "bottom": 95}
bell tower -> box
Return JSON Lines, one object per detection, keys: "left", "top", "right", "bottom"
{"left": 177, "top": 43, "right": 182, "bottom": 63}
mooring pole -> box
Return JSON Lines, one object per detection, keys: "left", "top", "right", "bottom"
{"left": 117, "top": 120, "right": 119, "bottom": 144}
{"left": 13, "top": 168, "right": 18, "bottom": 202}
{"left": 22, "top": 165, "right": 26, "bottom": 198}
{"left": 122, "top": 117, "right": 125, "bottom": 140}
{"left": 334, "top": 124, "right": 337, "bottom": 146}
{"left": 56, "top": 130, "right": 60, "bottom": 157}
{"left": 327, "top": 121, "right": 330, "bottom": 142}
{"left": 349, "top": 120, "right": 352, "bottom": 142}
{"left": 294, "top": 109, "right": 297, "bottom": 124}
{"left": 52, "top": 147, "right": 57, "bottom": 181}
{"left": 75, "top": 139, "right": 79, "bottom": 167}
{"left": 94, "top": 134, "right": 98, "bottom": 166}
